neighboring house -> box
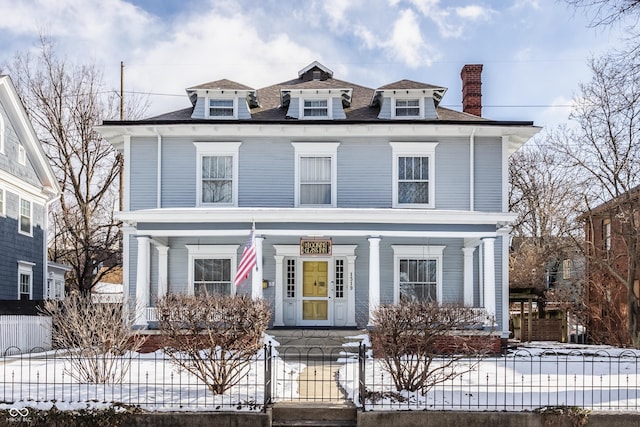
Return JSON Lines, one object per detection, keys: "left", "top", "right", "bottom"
{"left": 0, "top": 75, "right": 60, "bottom": 310}
{"left": 582, "top": 187, "right": 640, "bottom": 345}
{"left": 96, "top": 62, "right": 540, "bottom": 340}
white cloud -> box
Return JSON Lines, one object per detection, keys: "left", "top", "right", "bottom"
{"left": 382, "top": 9, "right": 438, "bottom": 68}
{"left": 456, "top": 5, "right": 490, "bottom": 21}
{"left": 515, "top": 47, "right": 533, "bottom": 61}
{"left": 536, "top": 95, "right": 574, "bottom": 128}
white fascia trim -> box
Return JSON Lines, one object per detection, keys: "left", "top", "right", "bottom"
{"left": 0, "top": 113, "right": 4, "bottom": 154}
{"left": 135, "top": 229, "right": 500, "bottom": 239}
{"left": 117, "top": 207, "right": 516, "bottom": 225}
{"left": 124, "top": 135, "right": 131, "bottom": 212}
{"left": 0, "top": 170, "right": 52, "bottom": 203}
{"left": 292, "top": 142, "right": 340, "bottom": 207}
{"left": 194, "top": 142, "right": 241, "bottom": 207}
{"left": 392, "top": 245, "right": 445, "bottom": 304}
{"left": 390, "top": 142, "right": 438, "bottom": 209}
{"left": 97, "top": 123, "right": 541, "bottom": 151}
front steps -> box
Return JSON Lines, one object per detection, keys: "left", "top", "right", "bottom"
{"left": 271, "top": 402, "right": 357, "bottom": 427}
{"left": 266, "top": 328, "right": 367, "bottom": 360}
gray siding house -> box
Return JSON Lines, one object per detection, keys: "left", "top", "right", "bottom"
{"left": 0, "top": 76, "right": 60, "bottom": 304}
{"left": 97, "top": 62, "right": 540, "bottom": 338}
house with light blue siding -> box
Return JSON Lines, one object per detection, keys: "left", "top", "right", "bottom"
{"left": 0, "top": 76, "right": 61, "bottom": 306}
{"left": 97, "top": 62, "right": 540, "bottom": 340}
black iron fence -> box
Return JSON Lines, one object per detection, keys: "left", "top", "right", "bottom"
{"left": 2, "top": 344, "right": 640, "bottom": 412}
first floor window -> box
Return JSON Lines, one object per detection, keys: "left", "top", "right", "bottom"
{"left": 399, "top": 259, "right": 437, "bottom": 302}
{"left": 19, "top": 198, "right": 31, "bottom": 235}
{"left": 202, "top": 155, "right": 233, "bottom": 204}
{"left": 286, "top": 259, "right": 296, "bottom": 298}
{"left": 194, "top": 258, "right": 232, "bottom": 297}
{"left": 0, "top": 188, "right": 4, "bottom": 215}
{"left": 603, "top": 218, "right": 611, "bottom": 252}
{"left": 335, "top": 259, "right": 345, "bottom": 299}
{"left": 209, "top": 99, "right": 234, "bottom": 117}
{"left": 393, "top": 245, "right": 444, "bottom": 304}
{"left": 18, "top": 262, "right": 33, "bottom": 301}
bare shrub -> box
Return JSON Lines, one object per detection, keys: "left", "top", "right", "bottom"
{"left": 155, "top": 294, "right": 271, "bottom": 395}
{"left": 40, "top": 293, "right": 143, "bottom": 384}
{"left": 370, "top": 302, "right": 493, "bottom": 393}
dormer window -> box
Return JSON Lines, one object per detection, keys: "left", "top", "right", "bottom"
{"left": 208, "top": 99, "right": 235, "bottom": 118}
{"left": 303, "top": 99, "right": 328, "bottom": 118}
{"left": 392, "top": 98, "right": 423, "bottom": 119}
{"left": 395, "top": 99, "right": 420, "bottom": 117}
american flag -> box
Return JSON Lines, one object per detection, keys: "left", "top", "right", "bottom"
{"left": 233, "top": 227, "right": 257, "bottom": 286}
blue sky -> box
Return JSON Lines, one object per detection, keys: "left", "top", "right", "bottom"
{"left": 0, "top": 0, "right": 631, "bottom": 129}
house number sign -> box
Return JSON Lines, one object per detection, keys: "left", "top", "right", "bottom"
{"left": 300, "top": 238, "right": 332, "bottom": 255}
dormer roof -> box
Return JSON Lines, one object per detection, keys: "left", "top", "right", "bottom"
{"left": 186, "top": 79, "right": 258, "bottom": 108}
{"left": 370, "top": 79, "right": 447, "bottom": 107}
{"left": 298, "top": 61, "right": 333, "bottom": 80}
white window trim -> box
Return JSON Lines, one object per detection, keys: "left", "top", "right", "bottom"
{"left": 299, "top": 96, "right": 333, "bottom": 119}
{"left": 390, "top": 142, "right": 438, "bottom": 209}
{"left": 0, "top": 187, "right": 4, "bottom": 217}
{"left": 0, "top": 113, "right": 5, "bottom": 154}
{"left": 292, "top": 142, "right": 340, "bottom": 207}
{"left": 185, "top": 244, "right": 240, "bottom": 296}
{"left": 391, "top": 97, "right": 424, "bottom": 119}
{"left": 194, "top": 142, "right": 241, "bottom": 207}
{"left": 18, "top": 197, "right": 32, "bottom": 236}
{"left": 18, "top": 260, "right": 35, "bottom": 301}
{"left": 205, "top": 96, "right": 238, "bottom": 119}
{"left": 392, "top": 245, "right": 445, "bottom": 304}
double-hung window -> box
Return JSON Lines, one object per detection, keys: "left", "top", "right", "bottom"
{"left": 392, "top": 245, "right": 445, "bottom": 304}
{"left": 186, "top": 245, "right": 239, "bottom": 297}
{"left": 293, "top": 142, "right": 339, "bottom": 207}
{"left": 18, "top": 261, "right": 34, "bottom": 301}
{"left": 208, "top": 99, "right": 235, "bottom": 118}
{"left": 194, "top": 142, "right": 241, "bottom": 207}
{"left": 390, "top": 142, "right": 437, "bottom": 208}
{"left": 395, "top": 99, "right": 420, "bottom": 117}
{"left": 19, "top": 198, "right": 32, "bottom": 235}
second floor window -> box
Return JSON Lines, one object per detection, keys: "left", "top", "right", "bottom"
{"left": 390, "top": 142, "right": 437, "bottom": 208}
{"left": 293, "top": 142, "right": 339, "bottom": 207}
{"left": 19, "top": 198, "right": 31, "bottom": 235}
{"left": 398, "top": 156, "right": 429, "bottom": 205}
{"left": 300, "top": 156, "right": 331, "bottom": 205}
{"left": 202, "top": 156, "right": 233, "bottom": 204}
{"left": 0, "top": 188, "right": 4, "bottom": 216}
{"left": 209, "top": 99, "right": 234, "bottom": 117}
{"left": 194, "top": 142, "right": 241, "bottom": 207}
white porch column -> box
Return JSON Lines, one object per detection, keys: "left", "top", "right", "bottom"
{"left": 157, "top": 246, "right": 169, "bottom": 299}
{"left": 368, "top": 237, "right": 381, "bottom": 327}
{"left": 273, "top": 255, "right": 285, "bottom": 326}
{"left": 135, "top": 236, "right": 150, "bottom": 326}
{"left": 482, "top": 237, "right": 496, "bottom": 318}
{"left": 462, "top": 246, "right": 476, "bottom": 307}
{"left": 251, "top": 236, "right": 264, "bottom": 300}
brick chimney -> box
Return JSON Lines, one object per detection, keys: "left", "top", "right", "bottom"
{"left": 460, "top": 64, "right": 483, "bottom": 116}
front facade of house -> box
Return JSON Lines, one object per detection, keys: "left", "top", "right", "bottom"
{"left": 0, "top": 76, "right": 60, "bottom": 303}
{"left": 97, "top": 62, "right": 539, "bottom": 337}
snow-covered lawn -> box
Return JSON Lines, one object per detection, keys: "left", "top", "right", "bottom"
{"left": 341, "top": 338, "right": 640, "bottom": 411}
{"left": 2, "top": 337, "right": 640, "bottom": 413}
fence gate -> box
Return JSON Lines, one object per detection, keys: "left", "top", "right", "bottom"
{"left": 270, "top": 346, "right": 359, "bottom": 403}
